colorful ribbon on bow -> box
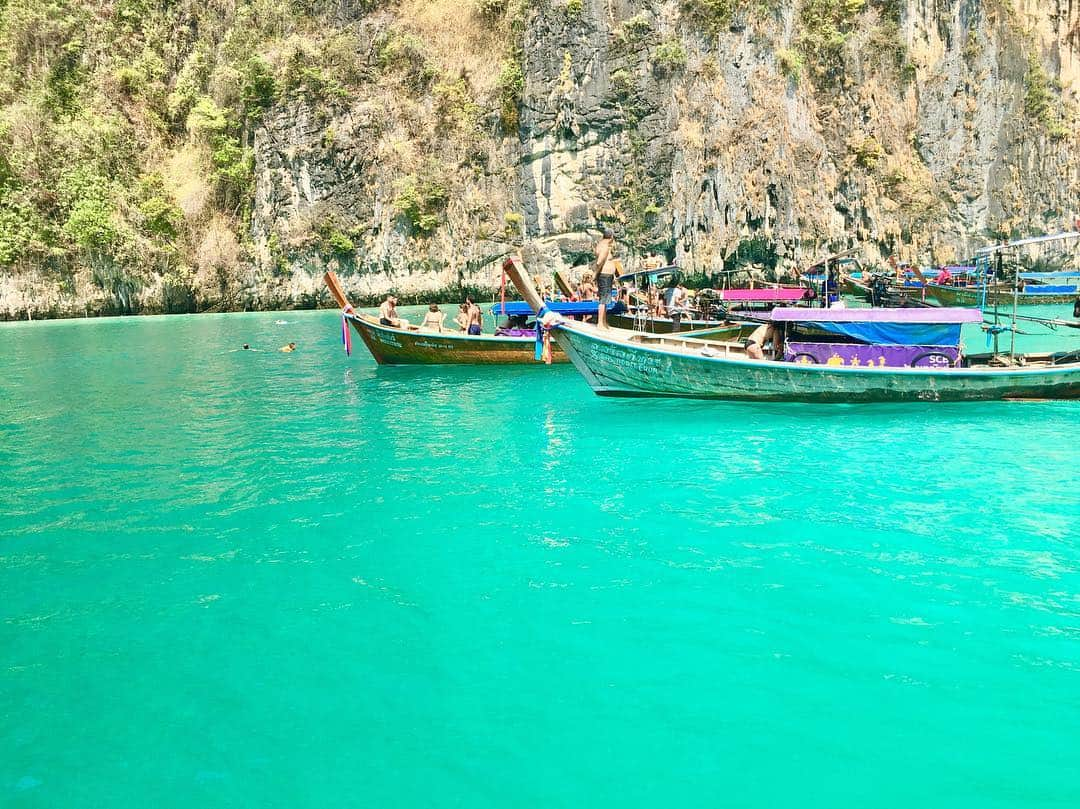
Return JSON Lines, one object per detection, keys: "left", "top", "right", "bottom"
{"left": 341, "top": 305, "right": 354, "bottom": 356}
{"left": 534, "top": 305, "right": 549, "bottom": 362}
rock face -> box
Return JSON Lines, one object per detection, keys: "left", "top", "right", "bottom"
{"left": 252, "top": 0, "right": 1080, "bottom": 307}
{"left": 3, "top": 0, "right": 1080, "bottom": 318}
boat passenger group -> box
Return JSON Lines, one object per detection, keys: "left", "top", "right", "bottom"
{"left": 374, "top": 230, "right": 695, "bottom": 336}
{"left": 377, "top": 295, "right": 486, "bottom": 334}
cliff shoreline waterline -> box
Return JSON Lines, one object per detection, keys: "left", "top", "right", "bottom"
{"left": 0, "top": 276, "right": 504, "bottom": 322}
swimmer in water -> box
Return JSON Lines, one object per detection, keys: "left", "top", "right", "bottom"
{"left": 279, "top": 342, "right": 296, "bottom": 352}
{"left": 242, "top": 344, "right": 251, "bottom": 350}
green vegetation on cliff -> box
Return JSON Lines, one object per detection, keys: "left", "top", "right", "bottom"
{"left": 0, "top": 0, "right": 524, "bottom": 315}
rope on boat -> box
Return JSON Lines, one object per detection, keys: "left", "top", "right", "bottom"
{"left": 535, "top": 309, "right": 564, "bottom": 365}
{"left": 534, "top": 304, "right": 549, "bottom": 362}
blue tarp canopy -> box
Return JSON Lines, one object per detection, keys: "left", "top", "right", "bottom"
{"left": 770, "top": 307, "right": 982, "bottom": 346}
{"left": 1022, "top": 285, "right": 1078, "bottom": 294}
{"left": 491, "top": 301, "right": 624, "bottom": 316}
{"left": 808, "top": 321, "right": 964, "bottom": 345}
{"left": 1020, "top": 271, "right": 1080, "bottom": 280}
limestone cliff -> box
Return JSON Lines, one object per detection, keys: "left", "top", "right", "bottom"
{"left": 2, "top": 0, "right": 1078, "bottom": 318}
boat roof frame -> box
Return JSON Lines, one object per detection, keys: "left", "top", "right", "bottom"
{"left": 769, "top": 307, "right": 983, "bottom": 324}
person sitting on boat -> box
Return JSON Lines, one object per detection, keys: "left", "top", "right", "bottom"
{"left": 594, "top": 229, "right": 617, "bottom": 329}
{"left": 1074, "top": 296, "right": 1080, "bottom": 318}
{"left": 937, "top": 266, "right": 952, "bottom": 286}
{"left": 464, "top": 296, "right": 483, "bottom": 335}
{"left": 496, "top": 314, "right": 530, "bottom": 335}
{"left": 643, "top": 251, "right": 664, "bottom": 271}
{"left": 420, "top": 304, "right": 446, "bottom": 332}
{"left": 379, "top": 294, "right": 409, "bottom": 329}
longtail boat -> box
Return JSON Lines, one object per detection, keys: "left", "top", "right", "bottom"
{"left": 927, "top": 283, "right": 1078, "bottom": 307}
{"left": 494, "top": 299, "right": 748, "bottom": 340}
{"left": 323, "top": 270, "right": 568, "bottom": 365}
{"left": 606, "top": 266, "right": 809, "bottom": 331}
{"left": 929, "top": 232, "right": 1080, "bottom": 307}
{"left": 608, "top": 309, "right": 730, "bottom": 333}
{"left": 502, "top": 258, "right": 1080, "bottom": 402}
{"left": 840, "top": 273, "right": 873, "bottom": 301}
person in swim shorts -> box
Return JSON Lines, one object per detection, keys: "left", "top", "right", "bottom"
{"left": 594, "top": 229, "right": 617, "bottom": 329}
{"left": 464, "top": 296, "right": 483, "bottom": 335}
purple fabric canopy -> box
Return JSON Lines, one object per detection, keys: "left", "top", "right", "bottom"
{"left": 769, "top": 307, "right": 982, "bottom": 324}
{"left": 784, "top": 342, "right": 960, "bottom": 368}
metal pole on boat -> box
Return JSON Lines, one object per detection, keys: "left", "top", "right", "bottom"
{"left": 993, "top": 252, "right": 1001, "bottom": 356}
{"left": 1010, "top": 251, "right": 1019, "bottom": 361}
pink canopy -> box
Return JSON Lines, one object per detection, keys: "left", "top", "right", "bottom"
{"left": 717, "top": 288, "right": 808, "bottom": 302}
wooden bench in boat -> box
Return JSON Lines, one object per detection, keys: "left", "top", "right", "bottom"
{"left": 628, "top": 331, "right": 751, "bottom": 358}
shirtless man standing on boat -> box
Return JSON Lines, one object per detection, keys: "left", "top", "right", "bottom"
{"left": 464, "top": 296, "right": 483, "bottom": 335}
{"left": 594, "top": 229, "right": 617, "bottom": 329}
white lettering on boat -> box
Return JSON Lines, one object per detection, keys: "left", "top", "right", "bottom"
{"left": 375, "top": 332, "right": 402, "bottom": 347}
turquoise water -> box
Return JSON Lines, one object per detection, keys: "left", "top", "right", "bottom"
{"left": 2, "top": 307, "right": 1079, "bottom": 807}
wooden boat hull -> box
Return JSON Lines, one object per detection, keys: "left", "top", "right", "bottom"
{"left": 840, "top": 277, "right": 872, "bottom": 301}
{"left": 840, "top": 276, "right": 932, "bottom": 307}
{"left": 553, "top": 323, "right": 1080, "bottom": 402}
{"left": 350, "top": 315, "right": 565, "bottom": 365}
{"left": 927, "top": 284, "right": 1078, "bottom": 307}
